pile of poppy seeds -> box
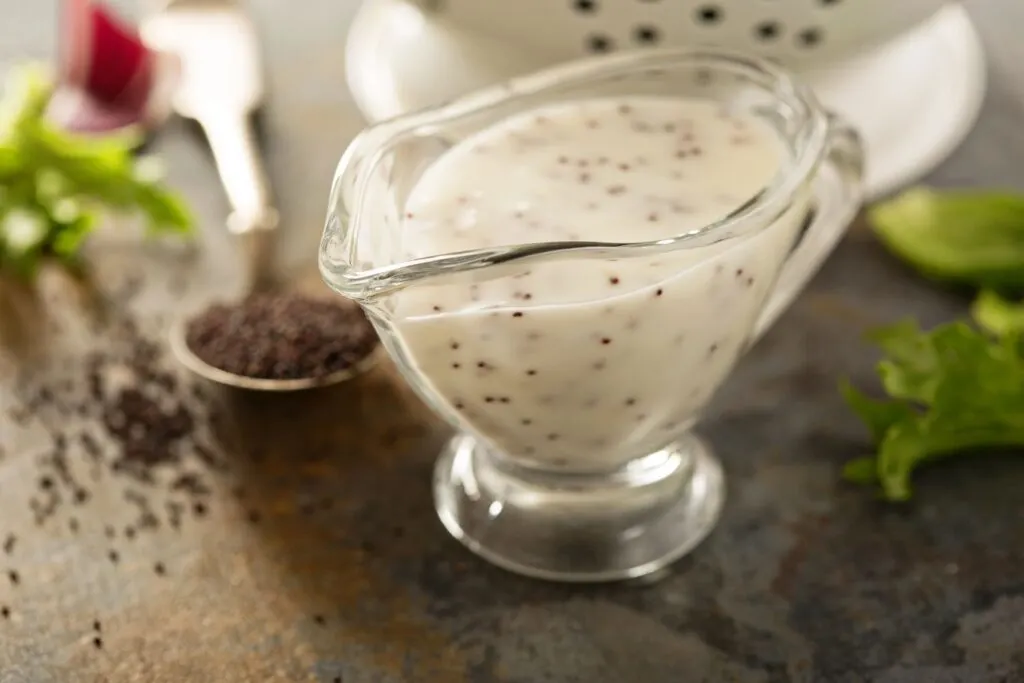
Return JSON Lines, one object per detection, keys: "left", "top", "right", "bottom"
{"left": 0, "top": 275, "right": 251, "bottom": 635}
{"left": 0, "top": 282, "right": 373, "bottom": 656}
{"left": 0, "top": 298, "right": 229, "bottom": 629}
{"left": 183, "top": 293, "right": 379, "bottom": 381}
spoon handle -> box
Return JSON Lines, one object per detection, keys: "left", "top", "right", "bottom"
{"left": 200, "top": 110, "right": 278, "bottom": 233}
{"left": 198, "top": 109, "right": 279, "bottom": 290}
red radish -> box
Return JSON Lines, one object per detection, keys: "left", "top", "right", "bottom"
{"left": 62, "top": 0, "right": 154, "bottom": 110}
{"left": 49, "top": 0, "right": 177, "bottom": 136}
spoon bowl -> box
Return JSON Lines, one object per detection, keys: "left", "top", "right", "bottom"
{"left": 168, "top": 314, "right": 384, "bottom": 392}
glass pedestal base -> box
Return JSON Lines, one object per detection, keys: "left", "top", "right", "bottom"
{"left": 433, "top": 432, "right": 725, "bottom": 582}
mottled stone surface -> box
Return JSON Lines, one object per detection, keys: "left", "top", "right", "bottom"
{"left": 2, "top": 1, "right": 1024, "bottom": 682}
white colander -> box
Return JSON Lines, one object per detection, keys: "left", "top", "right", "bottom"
{"left": 345, "top": 0, "right": 986, "bottom": 198}
{"left": 429, "top": 0, "right": 946, "bottom": 69}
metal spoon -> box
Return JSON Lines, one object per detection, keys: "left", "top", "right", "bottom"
{"left": 167, "top": 320, "right": 385, "bottom": 392}
{"left": 144, "top": 0, "right": 381, "bottom": 391}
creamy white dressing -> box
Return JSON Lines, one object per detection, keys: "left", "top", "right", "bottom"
{"left": 391, "top": 96, "right": 804, "bottom": 469}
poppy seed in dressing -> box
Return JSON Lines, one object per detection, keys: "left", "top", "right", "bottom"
{"left": 391, "top": 96, "right": 806, "bottom": 469}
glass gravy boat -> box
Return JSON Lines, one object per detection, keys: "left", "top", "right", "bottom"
{"left": 320, "top": 48, "right": 863, "bottom": 582}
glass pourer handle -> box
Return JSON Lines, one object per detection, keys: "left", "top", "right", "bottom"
{"left": 753, "top": 115, "right": 865, "bottom": 341}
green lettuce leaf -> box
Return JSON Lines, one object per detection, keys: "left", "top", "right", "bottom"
{"left": 870, "top": 187, "right": 1024, "bottom": 289}
{"left": 842, "top": 314, "right": 1024, "bottom": 501}
{"left": 0, "top": 62, "right": 192, "bottom": 276}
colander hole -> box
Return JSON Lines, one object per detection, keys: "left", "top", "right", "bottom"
{"left": 587, "top": 34, "right": 613, "bottom": 53}
{"left": 755, "top": 21, "right": 780, "bottom": 41}
{"left": 634, "top": 25, "right": 660, "bottom": 44}
{"left": 573, "top": 0, "right": 597, "bottom": 13}
{"left": 797, "top": 27, "right": 824, "bottom": 48}
{"left": 695, "top": 5, "right": 722, "bottom": 24}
